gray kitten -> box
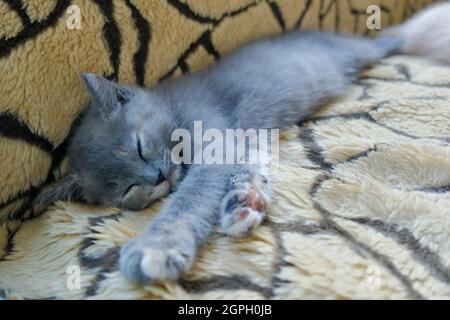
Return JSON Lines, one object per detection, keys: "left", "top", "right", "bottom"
{"left": 39, "top": 31, "right": 400, "bottom": 283}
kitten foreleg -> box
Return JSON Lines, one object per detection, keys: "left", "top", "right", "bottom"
{"left": 119, "top": 164, "right": 244, "bottom": 283}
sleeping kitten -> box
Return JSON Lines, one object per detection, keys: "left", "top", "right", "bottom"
{"left": 382, "top": 2, "right": 450, "bottom": 64}
{"left": 39, "top": 31, "right": 401, "bottom": 283}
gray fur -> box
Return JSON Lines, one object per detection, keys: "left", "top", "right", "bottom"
{"left": 38, "top": 31, "right": 400, "bottom": 283}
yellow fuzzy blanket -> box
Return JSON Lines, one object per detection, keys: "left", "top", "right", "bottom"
{"left": 0, "top": 0, "right": 448, "bottom": 299}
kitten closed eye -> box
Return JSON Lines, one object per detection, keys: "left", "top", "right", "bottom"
{"left": 123, "top": 184, "right": 140, "bottom": 196}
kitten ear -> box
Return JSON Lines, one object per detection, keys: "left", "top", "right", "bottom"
{"left": 37, "top": 174, "right": 84, "bottom": 206}
{"left": 81, "top": 73, "right": 133, "bottom": 119}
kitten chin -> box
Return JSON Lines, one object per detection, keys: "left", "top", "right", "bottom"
{"left": 137, "top": 168, "right": 181, "bottom": 209}
{"left": 383, "top": 2, "right": 450, "bottom": 64}
{"left": 153, "top": 181, "right": 171, "bottom": 199}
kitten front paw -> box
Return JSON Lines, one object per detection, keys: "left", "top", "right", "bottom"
{"left": 219, "top": 170, "right": 271, "bottom": 238}
{"left": 119, "top": 238, "right": 195, "bottom": 284}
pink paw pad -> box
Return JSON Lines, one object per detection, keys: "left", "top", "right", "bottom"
{"left": 220, "top": 171, "right": 271, "bottom": 238}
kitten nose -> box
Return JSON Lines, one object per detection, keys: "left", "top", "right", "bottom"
{"left": 156, "top": 169, "right": 165, "bottom": 185}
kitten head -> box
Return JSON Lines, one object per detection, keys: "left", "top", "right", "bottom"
{"left": 38, "top": 73, "right": 181, "bottom": 210}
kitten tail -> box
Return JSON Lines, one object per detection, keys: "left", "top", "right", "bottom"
{"left": 381, "top": 2, "right": 450, "bottom": 64}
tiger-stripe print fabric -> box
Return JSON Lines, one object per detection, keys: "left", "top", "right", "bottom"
{"left": 1, "top": 0, "right": 448, "bottom": 299}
